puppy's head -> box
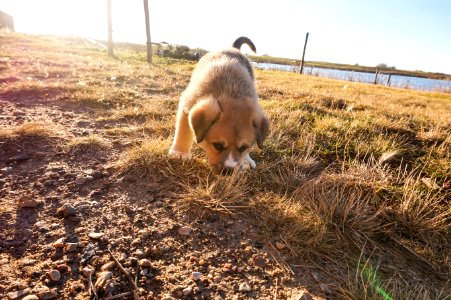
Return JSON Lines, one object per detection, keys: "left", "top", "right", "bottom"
{"left": 188, "top": 97, "right": 269, "bottom": 173}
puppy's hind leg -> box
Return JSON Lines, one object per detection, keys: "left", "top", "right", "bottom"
{"left": 169, "top": 108, "right": 193, "bottom": 160}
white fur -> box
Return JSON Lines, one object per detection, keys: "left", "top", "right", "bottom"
{"left": 224, "top": 153, "right": 239, "bottom": 168}
{"left": 168, "top": 149, "right": 191, "bottom": 160}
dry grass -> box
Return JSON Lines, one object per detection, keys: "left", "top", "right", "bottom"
{"left": 113, "top": 54, "right": 450, "bottom": 299}
{"left": 2, "top": 33, "right": 450, "bottom": 299}
{"left": 66, "top": 134, "right": 112, "bottom": 154}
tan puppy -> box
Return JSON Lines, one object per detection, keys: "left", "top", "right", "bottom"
{"left": 169, "top": 37, "right": 269, "bottom": 173}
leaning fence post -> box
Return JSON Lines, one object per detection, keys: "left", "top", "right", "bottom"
{"left": 374, "top": 68, "right": 379, "bottom": 84}
{"left": 299, "top": 32, "right": 309, "bottom": 74}
{"left": 387, "top": 74, "right": 392, "bottom": 87}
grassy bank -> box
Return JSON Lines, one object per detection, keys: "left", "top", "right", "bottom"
{"left": 1, "top": 32, "right": 450, "bottom": 299}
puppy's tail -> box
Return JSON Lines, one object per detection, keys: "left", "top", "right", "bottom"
{"left": 232, "top": 36, "right": 257, "bottom": 53}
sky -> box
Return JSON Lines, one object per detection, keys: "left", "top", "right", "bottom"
{"left": 1, "top": 0, "right": 451, "bottom": 74}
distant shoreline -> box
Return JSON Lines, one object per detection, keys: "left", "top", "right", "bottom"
{"left": 249, "top": 55, "right": 451, "bottom": 81}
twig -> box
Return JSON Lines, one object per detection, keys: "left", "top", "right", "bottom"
{"left": 102, "top": 291, "right": 133, "bottom": 300}
{"left": 268, "top": 242, "right": 295, "bottom": 275}
{"left": 273, "top": 277, "right": 278, "bottom": 300}
{"left": 88, "top": 271, "right": 98, "bottom": 300}
{"left": 135, "top": 260, "right": 139, "bottom": 285}
{"left": 107, "top": 247, "right": 143, "bottom": 300}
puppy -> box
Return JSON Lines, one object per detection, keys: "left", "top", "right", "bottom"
{"left": 169, "top": 37, "right": 269, "bottom": 173}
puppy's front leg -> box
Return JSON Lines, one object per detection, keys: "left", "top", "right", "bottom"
{"left": 241, "top": 154, "right": 257, "bottom": 169}
{"left": 169, "top": 108, "right": 193, "bottom": 159}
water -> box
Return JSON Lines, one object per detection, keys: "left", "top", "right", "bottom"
{"left": 252, "top": 62, "right": 451, "bottom": 92}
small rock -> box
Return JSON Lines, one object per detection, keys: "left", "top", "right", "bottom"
{"left": 249, "top": 254, "right": 267, "bottom": 268}
{"left": 7, "top": 289, "right": 30, "bottom": 300}
{"left": 223, "top": 262, "right": 233, "bottom": 272}
{"left": 17, "top": 196, "right": 41, "bottom": 208}
{"left": 81, "top": 243, "right": 96, "bottom": 264}
{"left": 48, "top": 270, "right": 61, "bottom": 281}
{"left": 178, "top": 226, "right": 192, "bottom": 236}
{"left": 192, "top": 272, "right": 202, "bottom": 281}
{"left": 82, "top": 267, "right": 94, "bottom": 277}
{"left": 74, "top": 175, "right": 87, "bottom": 185}
{"left": 101, "top": 261, "right": 116, "bottom": 271}
{"left": 182, "top": 286, "right": 193, "bottom": 296}
{"left": 95, "top": 271, "right": 113, "bottom": 289}
{"left": 65, "top": 243, "right": 78, "bottom": 252}
{"left": 139, "top": 259, "right": 152, "bottom": 268}
{"left": 38, "top": 290, "right": 57, "bottom": 300}
{"left": 88, "top": 232, "right": 105, "bottom": 240}
{"left": 53, "top": 237, "right": 65, "bottom": 248}
{"left": 319, "top": 284, "right": 332, "bottom": 295}
{"left": 239, "top": 281, "right": 252, "bottom": 293}
{"left": 1, "top": 166, "right": 13, "bottom": 173}
{"left": 57, "top": 203, "right": 77, "bottom": 217}
{"left": 161, "top": 295, "right": 176, "bottom": 300}
{"left": 21, "top": 259, "right": 37, "bottom": 266}
{"left": 56, "top": 264, "right": 68, "bottom": 273}
{"left": 290, "top": 290, "right": 313, "bottom": 300}
{"left": 275, "top": 241, "right": 286, "bottom": 250}
{"left": 7, "top": 153, "right": 30, "bottom": 163}
{"left": 23, "top": 295, "right": 39, "bottom": 300}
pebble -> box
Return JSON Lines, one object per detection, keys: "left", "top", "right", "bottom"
{"left": 17, "top": 196, "right": 41, "bottom": 208}
{"left": 192, "top": 272, "right": 202, "bottom": 281}
{"left": 82, "top": 267, "right": 94, "bottom": 277}
{"left": 38, "top": 290, "right": 57, "bottom": 300}
{"left": 53, "top": 238, "right": 64, "bottom": 248}
{"left": 239, "top": 282, "right": 252, "bottom": 293}
{"left": 23, "top": 295, "right": 39, "bottom": 300}
{"left": 101, "top": 261, "right": 116, "bottom": 271}
{"left": 74, "top": 175, "right": 87, "bottom": 185}
{"left": 178, "top": 226, "right": 192, "bottom": 236}
{"left": 57, "top": 203, "right": 77, "bottom": 217}
{"left": 292, "top": 291, "right": 313, "bottom": 300}
{"left": 95, "top": 271, "right": 113, "bottom": 289}
{"left": 139, "top": 259, "right": 152, "bottom": 268}
{"left": 275, "top": 241, "right": 286, "bottom": 250}
{"left": 7, "top": 153, "right": 29, "bottom": 163}
{"left": 48, "top": 270, "right": 61, "bottom": 281}
{"left": 1, "top": 166, "right": 13, "bottom": 173}
{"left": 65, "top": 243, "right": 78, "bottom": 252}
{"left": 7, "top": 289, "right": 30, "bottom": 300}
{"left": 182, "top": 286, "right": 193, "bottom": 296}
{"left": 88, "top": 232, "right": 105, "bottom": 240}
{"left": 319, "top": 283, "right": 332, "bottom": 295}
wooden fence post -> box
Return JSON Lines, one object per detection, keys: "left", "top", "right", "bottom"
{"left": 143, "top": 0, "right": 152, "bottom": 63}
{"left": 374, "top": 68, "right": 379, "bottom": 84}
{"left": 300, "top": 32, "right": 309, "bottom": 74}
{"left": 387, "top": 74, "right": 392, "bottom": 87}
{"left": 107, "top": 0, "right": 113, "bottom": 57}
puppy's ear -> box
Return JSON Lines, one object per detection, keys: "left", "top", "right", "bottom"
{"left": 188, "top": 99, "right": 221, "bottom": 143}
{"left": 253, "top": 111, "right": 269, "bottom": 149}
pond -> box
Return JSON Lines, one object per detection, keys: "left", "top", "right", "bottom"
{"left": 252, "top": 62, "right": 451, "bottom": 92}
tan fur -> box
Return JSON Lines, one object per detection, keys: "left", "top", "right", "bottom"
{"left": 169, "top": 40, "right": 269, "bottom": 172}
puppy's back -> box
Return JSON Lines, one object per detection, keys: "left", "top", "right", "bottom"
{"left": 183, "top": 49, "right": 257, "bottom": 109}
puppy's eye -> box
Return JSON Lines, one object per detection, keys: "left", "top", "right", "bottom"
{"left": 213, "top": 142, "right": 224, "bottom": 152}
{"left": 238, "top": 145, "right": 248, "bottom": 153}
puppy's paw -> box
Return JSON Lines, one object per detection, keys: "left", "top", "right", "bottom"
{"left": 168, "top": 148, "right": 191, "bottom": 160}
{"left": 241, "top": 155, "right": 257, "bottom": 169}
